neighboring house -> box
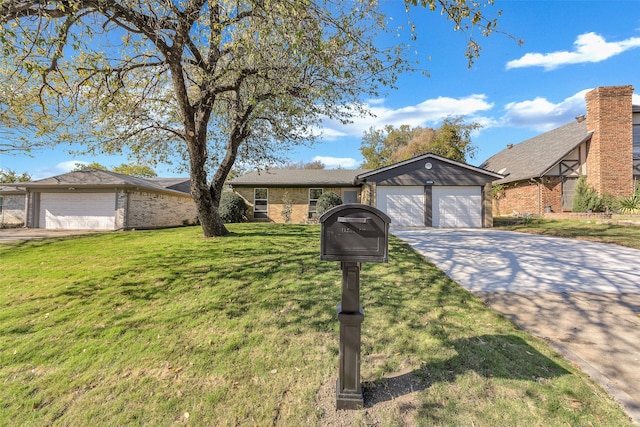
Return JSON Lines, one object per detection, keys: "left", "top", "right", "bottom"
{"left": 3, "top": 169, "right": 197, "bottom": 230}
{"left": 229, "top": 154, "right": 503, "bottom": 227}
{"left": 482, "top": 85, "right": 639, "bottom": 216}
{"left": 0, "top": 185, "right": 27, "bottom": 228}
{"left": 229, "top": 169, "right": 368, "bottom": 223}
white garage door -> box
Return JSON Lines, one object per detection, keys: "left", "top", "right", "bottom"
{"left": 377, "top": 186, "right": 424, "bottom": 227}
{"left": 39, "top": 193, "right": 116, "bottom": 230}
{"left": 432, "top": 186, "right": 482, "bottom": 228}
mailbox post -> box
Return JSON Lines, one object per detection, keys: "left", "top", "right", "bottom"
{"left": 319, "top": 204, "right": 390, "bottom": 410}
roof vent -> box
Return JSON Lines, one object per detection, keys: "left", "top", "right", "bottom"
{"left": 507, "top": 144, "right": 513, "bottom": 149}
{"left": 575, "top": 114, "right": 586, "bottom": 122}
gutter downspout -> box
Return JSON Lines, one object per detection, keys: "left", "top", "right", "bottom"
{"left": 529, "top": 178, "right": 542, "bottom": 216}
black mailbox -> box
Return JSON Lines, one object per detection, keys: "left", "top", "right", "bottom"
{"left": 319, "top": 204, "right": 390, "bottom": 263}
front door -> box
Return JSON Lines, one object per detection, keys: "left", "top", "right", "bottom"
{"left": 562, "top": 177, "right": 578, "bottom": 211}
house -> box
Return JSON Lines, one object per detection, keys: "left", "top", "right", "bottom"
{"left": 481, "top": 85, "right": 639, "bottom": 216}
{"left": 229, "top": 168, "right": 368, "bottom": 223}
{"left": 0, "top": 185, "right": 27, "bottom": 227}
{"left": 2, "top": 169, "right": 197, "bottom": 230}
{"left": 229, "top": 154, "right": 503, "bottom": 227}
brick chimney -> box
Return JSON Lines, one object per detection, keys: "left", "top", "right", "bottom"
{"left": 585, "top": 85, "right": 634, "bottom": 197}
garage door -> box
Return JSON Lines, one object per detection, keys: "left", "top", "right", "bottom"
{"left": 39, "top": 193, "right": 116, "bottom": 230}
{"left": 377, "top": 186, "right": 424, "bottom": 227}
{"left": 432, "top": 186, "right": 482, "bottom": 228}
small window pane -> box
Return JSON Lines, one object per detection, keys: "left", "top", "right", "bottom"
{"left": 255, "top": 188, "right": 268, "bottom": 199}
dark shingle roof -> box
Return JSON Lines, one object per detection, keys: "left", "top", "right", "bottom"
{"left": 229, "top": 169, "right": 370, "bottom": 187}
{"left": 14, "top": 169, "right": 191, "bottom": 195}
{"left": 480, "top": 120, "right": 592, "bottom": 184}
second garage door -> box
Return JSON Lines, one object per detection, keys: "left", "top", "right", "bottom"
{"left": 39, "top": 192, "right": 116, "bottom": 230}
{"left": 376, "top": 186, "right": 424, "bottom": 227}
{"left": 432, "top": 186, "right": 482, "bottom": 228}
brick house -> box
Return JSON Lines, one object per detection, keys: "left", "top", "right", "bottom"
{"left": 229, "top": 154, "right": 502, "bottom": 227}
{"left": 229, "top": 169, "right": 366, "bottom": 223}
{"left": 482, "top": 85, "right": 639, "bottom": 216}
{"left": 2, "top": 169, "right": 198, "bottom": 230}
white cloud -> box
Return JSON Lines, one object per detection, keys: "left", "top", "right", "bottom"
{"left": 312, "top": 156, "right": 359, "bottom": 169}
{"left": 633, "top": 93, "right": 640, "bottom": 106}
{"left": 501, "top": 90, "right": 590, "bottom": 131}
{"left": 506, "top": 32, "right": 640, "bottom": 71}
{"left": 34, "top": 160, "right": 87, "bottom": 180}
{"left": 320, "top": 94, "right": 494, "bottom": 140}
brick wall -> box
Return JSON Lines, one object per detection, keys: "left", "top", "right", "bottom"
{"left": 585, "top": 85, "right": 634, "bottom": 197}
{"left": 233, "top": 187, "right": 352, "bottom": 223}
{"left": 494, "top": 178, "right": 564, "bottom": 216}
{"left": 126, "top": 191, "right": 198, "bottom": 229}
{"left": 0, "top": 194, "right": 26, "bottom": 227}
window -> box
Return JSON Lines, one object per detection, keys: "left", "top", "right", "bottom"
{"left": 254, "top": 188, "right": 268, "bottom": 218}
{"left": 308, "top": 188, "right": 323, "bottom": 218}
{"left": 633, "top": 123, "right": 640, "bottom": 159}
{"left": 0, "top": 196, "right": 3, "bottom": 216}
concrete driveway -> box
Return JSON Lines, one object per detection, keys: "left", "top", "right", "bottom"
{"left": 0, "top": 228, "right": 101, "bottom": 243}
{"left": 392, "top": 227, "right": 640, "bottom": 425}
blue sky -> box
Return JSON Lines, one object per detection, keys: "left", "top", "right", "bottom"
{"left": 3, "top": 0, "right": 640, "bottom": 179}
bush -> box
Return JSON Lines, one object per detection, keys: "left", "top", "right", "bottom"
{"left": 219, "top": 191, "right": 248, "bottom": 223}
{"left": 572, "top": 175, "right": 603, "bottom": 212}
{"left": 316, "top": 192, "right": 343, "bottom": 217}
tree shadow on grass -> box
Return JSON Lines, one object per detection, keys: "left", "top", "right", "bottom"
{"left": 362, "top": 334, "right": 569, "bottom": 407}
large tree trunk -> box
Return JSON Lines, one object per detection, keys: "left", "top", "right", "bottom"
{"left": 188, "top": 134, "right": 230, "bottom": 238}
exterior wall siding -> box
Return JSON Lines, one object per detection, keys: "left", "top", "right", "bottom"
{"left": 1, "top": 194, "right": 27, "bottom": 227}
{"left": 126, "top": 191, "right": 198, "bottom": 229}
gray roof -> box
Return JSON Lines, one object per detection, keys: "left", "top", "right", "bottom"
{"left": 229, "top": 168, "right": 370, "bottom": 187}
{"left": 10, "top": 169, "right": 191, "bottom": 196}
{"left": 0, "top": 185, "right": 26, "bottom": 194}
{"left": 356, "top": 153, "right": 504, "bottom": 181}
{"left": 480, "top": 120, "right": 592, "bottom": 184}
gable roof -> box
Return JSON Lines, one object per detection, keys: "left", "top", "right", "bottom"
{"left": 229, "top": 168, "right": 370, "bottom": 187}
{"left": 480, "top": 120, "right": 592, "bottom": 184}
{"left": 9, "top": 169, "right": 191, "bottom": 196}
{"left": 356, "top": 153, "right": 504, "bottom": 181}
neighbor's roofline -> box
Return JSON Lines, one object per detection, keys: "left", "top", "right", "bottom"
{"left": 356, "top": 153, "right": 504, "bottom": 181}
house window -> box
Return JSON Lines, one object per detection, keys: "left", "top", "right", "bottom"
{"left": 254, "top": 188, "right": 268, "bottom": 219}
{"left": 308, "top": 188, "right": 323, "bottom": 218}
{"left": 633, "top": 123, "right": 640, "bottom": 159}
{"left": 0, "top": 196, "right": 3, "bottom": 216}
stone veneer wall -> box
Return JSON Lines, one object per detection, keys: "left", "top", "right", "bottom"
{"left": 0, "top": 194, "right": 26, "bottom": 227}
{"left": 585, "top": 85, "right": 634, "bottom": 197}
{"left": 125, "top": 191, "right": 198, "bottom": 229}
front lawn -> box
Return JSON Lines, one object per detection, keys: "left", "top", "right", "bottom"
{"left": 494, "top": 216, "right": 640, "bottom": 249}
{"left": 0, "top": 224, "right": 632, "bottom": 426}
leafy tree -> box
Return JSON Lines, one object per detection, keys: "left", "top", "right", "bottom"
{"left": 361, "top": 125, "right": 415, "bottom": 169}
{"left": 73, "top": 162, "right": 156, "bottom": 177}
{"left": 112, "top": 164, "right": 157, "bottom": 178}
{"left": 0, "top": 0, "right": 504, "bottom": 237}
{"left": 0, "top": 169, "right": 31, "bottom": 183}
{"left": 360, "top": 117, "right": 480, "bottom": 168}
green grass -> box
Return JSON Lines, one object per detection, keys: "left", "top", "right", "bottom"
{"left": 494, "top": 216, "right": 640, "bottom": 249}
{"left": 0, "top": 224, "right": 633, "bottom": 426}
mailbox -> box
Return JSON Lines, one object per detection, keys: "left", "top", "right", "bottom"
{"left": 319, "top": 204, "right": 390, "bottom": 263}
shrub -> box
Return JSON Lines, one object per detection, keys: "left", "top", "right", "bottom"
{"left": 219, "top": 191, "right": 248, "bottom": 223}
{"left": 316, "top": 192, "right": 343, "bottom": 217}
{"left": 572, "top": 175, "right": 603, "bottom": 212}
